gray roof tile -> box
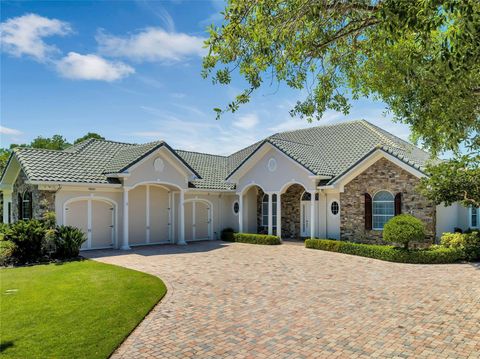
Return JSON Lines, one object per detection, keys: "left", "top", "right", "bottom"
{"left": 5, "top": 120, "right": 432, "bottom": 189}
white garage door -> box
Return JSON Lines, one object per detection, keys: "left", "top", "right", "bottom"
{"left": 65, "top": 199, "right": 115, "bottom": 250}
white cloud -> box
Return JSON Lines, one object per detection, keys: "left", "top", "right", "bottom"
{"left": 0, "top": 13, "right": 71, "bottom": 61}
{"left": 233, "top": 113, "right": 259, "bottom": 130}
{"left": 56, "top": 52, "right": 135, "bottom": 81}
{"left": 0, "top": 125, "right": 23, "bottom": 135}
{"left": 96, "top": 27, "right": 206, "bottom": 62}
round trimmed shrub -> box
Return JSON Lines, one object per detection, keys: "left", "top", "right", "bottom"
{"left": 383, "top": 214, "right": 425, "bottom": 249}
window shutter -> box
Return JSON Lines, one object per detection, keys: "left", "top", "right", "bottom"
{"left": 365, "top": 193, "right": 372, "bottom": 230}
{"left": 28, "top": 192, "right": 33, "bottom": 219}
{"left": 394, "top": 193, "right": 402, "bottom": 216}
{"left": 18, "top": 193, "right": 23, "bottom": 220}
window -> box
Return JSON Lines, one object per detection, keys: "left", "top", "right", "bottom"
{"left": 372, "top": 191, "right": 394, "bottom": 230}
{"left": 19, "top": 191, "right": 33, "bottom": 220}
{"left": 233, "top": 201, "right": 240, "bottom": 215}
{"left": 267, "top": 158, "right": 277, "bottom": 172}
{"left": 471, "top": 207, "right": 479, "bottom": 228}
{"left": 301, "top": 192, "right": 319, "bottom": 201}
{"left": 331, "top": 201, "right": 339, "bottom": 215}
{"left": 261, "top": 194, "right": 277, "bottom": 228}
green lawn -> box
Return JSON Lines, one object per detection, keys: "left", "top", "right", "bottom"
{"left": 0, "top": 260, "right": 167, "bottom": 359}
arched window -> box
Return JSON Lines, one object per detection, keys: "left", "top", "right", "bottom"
{"left": 372, "top": 191, "right": 394, "bottom": 230}
{"left": 19, "top": 191, "right": 33, "bottom": 220}
{"left": 261, "top": 194, "right": 277, "bottom": 228}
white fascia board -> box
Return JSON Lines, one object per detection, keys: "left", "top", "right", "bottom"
{"left": 184, "top": 188, "right": 236, "bottom": 194}
{"left": 26, "top": 180, "right": 122, "bottom": 188}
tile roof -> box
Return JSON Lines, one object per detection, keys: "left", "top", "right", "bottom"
{"left": 4, "top": 120, "right": 432, "bottom": 189}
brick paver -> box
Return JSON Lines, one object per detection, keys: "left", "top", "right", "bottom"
{"left": 85, "top": 242, "right": 480, "bottom": 358}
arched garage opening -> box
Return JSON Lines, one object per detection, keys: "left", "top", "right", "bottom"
{"left": 64, "top": 197, "right": 117, "bottom": 250}
{"left": 184, "top": 199, "right": 213, "bottom": 241}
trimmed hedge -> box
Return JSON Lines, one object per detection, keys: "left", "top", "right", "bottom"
{"left": 305, "top": 239, "right": 464, "bottom": 264}
{"left": 233, "top": 233, "right": 281, "bottom": 245}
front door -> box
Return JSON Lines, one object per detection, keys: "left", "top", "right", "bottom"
{"left": 300, "top": 201, "right": 311, "bottom": 237}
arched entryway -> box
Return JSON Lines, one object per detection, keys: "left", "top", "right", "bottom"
{"left": 279, "top": 183, "right": 309, "bottom": 239}
{"left": 64, "top": 197, "right": 117, "bottom": 250}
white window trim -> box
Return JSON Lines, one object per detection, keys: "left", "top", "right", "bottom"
{"left": 330, "top": 200, "right": 340, "bottom": 216}
{"left": 372, "top": 190, "right": 395, "bottom": 230}
{"left": 232, "top": 200, "right": 240, "bottom": 216}
{"left": 469, "top": 207, "right": 479, "bottom": 229}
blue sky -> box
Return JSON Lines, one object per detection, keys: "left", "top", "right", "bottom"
{"left": 1, "top": 0, "right": 413, "bottom": 155}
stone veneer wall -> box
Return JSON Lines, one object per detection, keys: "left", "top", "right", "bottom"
{"left": 256, "top": 184, "right": 304, "bottom": 238}
{"left": 12, "top": 170, "right": 56, "bottom": 222}
{"left": 281, "top": 184, "right": 303, "bottom": 238}
{"left": 340, "top": 157, "right": 436, "bottom": 243}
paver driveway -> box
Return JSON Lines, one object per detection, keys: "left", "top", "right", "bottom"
{"left": 85, "top": 241, "right": 480, "bottom": 359}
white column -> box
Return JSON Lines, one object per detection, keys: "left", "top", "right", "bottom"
{"left": 122, "top": 187, "right": 131, "bottom": 250}
{"left": 310, "top": 191, "right": 316, "bottom": 239}
{"left": 268, "top": 193, "right": 273, "bottom": 235}
{"left": 238, "top": 193, "right": 243, "bottom": 233}
{"left": 2, "top": 190, "right": 12, "bottom": 224}
{"left": 146, "top": 185, "right": 150, "bottom": 244}
{"left": 276, "top": 192, "right": 281, "bottom": 238}
{"left": 178, "top": 190, "right": 187, "bottom": 245}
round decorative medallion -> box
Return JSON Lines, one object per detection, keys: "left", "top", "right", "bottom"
{"left": 267, "top": 157, "right": 277, "bottom": 172}
{"left": 153, "top": 158, "right": 165, "bottom": 172}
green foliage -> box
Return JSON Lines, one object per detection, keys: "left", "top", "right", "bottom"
{"left": 12, "top": 134, "right": 71, "bottom": 150}
{"left": 221, "top": 227, "right": 235, "bottom": 241}
{"left": 203, "top": 0, "right": 479, "bottom": 158}
{"left": 383, "top": 214, "right": 425, "bottom": 249}
{"left": 441, "top": 231, "right": 480, "bottom": 261}
{"left": 233, "top": 233, "right": 281, "bottom": 245}
{"left": 42, "top": 211, "right": 57, "bottom": 230}
{"left": 3, "top": 220, "right": 47, "bottom": 264}
{"left": 73, "top": 132, "right": 105, "bottom": 144}
{"left": 305, "top": 239, "right": 464, "bottom": 264}
{"left": 53, "top": 226, "right": 87, "bottom": 259}
{"left": 0, "top": 240, "right": 16, "bottom": 266}
{"left": 420, "top": 155, "right": 480, "bottom": 208}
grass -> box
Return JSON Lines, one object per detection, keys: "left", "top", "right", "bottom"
{"left": 0, "top": 259, "right": 167, "bottom": 359}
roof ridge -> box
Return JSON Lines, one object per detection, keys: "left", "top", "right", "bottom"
{"left": 13, "top": 147, "right": 75, "bottom": 154}
{"left": 272, "top": 119, "right": 363, "bottom": 136}
{"left": 176, "top": 149, "right": 228, "bottom": 158}
{"left": 359, "top": 120, "right": 404, "bottom": 149}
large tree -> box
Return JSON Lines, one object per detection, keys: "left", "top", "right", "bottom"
{"left": 202, "top": 0, "right": 480, "bottom": 205}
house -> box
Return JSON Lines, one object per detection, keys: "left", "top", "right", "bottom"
{"left": 1, "top": 120, "right": 477, "bottom": 250}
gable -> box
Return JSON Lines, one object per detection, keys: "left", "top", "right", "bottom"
{"left": 233, "top": 143, "right": 323, "bottom": 193}
{"left": 330, "top": 149, "right": 426, "bottom": 192}
{"left": 122, "top": 146, "right": 192, "bottom": 189}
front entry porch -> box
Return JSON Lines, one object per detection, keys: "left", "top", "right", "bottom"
{"left": 237, "top": 183, "right": 318, "bottom": 239}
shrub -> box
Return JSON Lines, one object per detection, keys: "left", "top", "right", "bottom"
{"left": 233, "top": 233, "right": 281, "bottom": 245}
{"left": 42, "top": 211, "right": 57, "bottom": 230}
{"left": 383, "top": 214, "right": 425, "bottom": 249}
{"left": 441, "top": 231, "right": 480, "bottom": 261}
{"left": 0, "top": 240, "right": 16, "bottom": 266}
{"left": 53, "top": 226, "right": 87, "bottom": 259}
{"left": 305, "top": 239, "right": 464, "bottom": 264}
{"left": 221, "top": 228, "right": 235, "bottom": 241}
{"left": 4, "top": 220, "right": 47, "bottom": 264}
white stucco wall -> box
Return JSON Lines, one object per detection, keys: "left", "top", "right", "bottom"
{"left": 123, "top": 148, "right": 189, "bottom": 190}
